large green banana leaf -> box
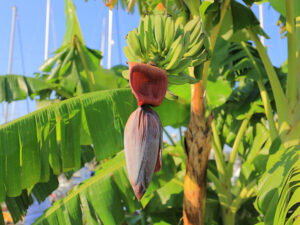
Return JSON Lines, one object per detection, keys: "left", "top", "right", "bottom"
{"left": 0, "top": 146, "right": 95, "bottom": 224}
{"left": 33, "top": 151, "right": 140, "bottom": 225}
{"left": 33, "top": 150, "right": 184, "bottom": 225}
{"left": 255, "top": 143, "right": 300, "bottom": 225}
{"left": 0, "top": 88, "right": 189, "bottom": 202}
{"left": 0, "top": 74, "right": 55, "bottom": 103}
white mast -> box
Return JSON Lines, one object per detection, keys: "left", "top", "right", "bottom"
{"left": 100, "top": 18, "right": 106, "bottom": 66}
{"left": 259, "top": 4, "right": 264, "bottom": 45}
{"left": 44, "top": 0, "right": 51, "bottom": 60}
{"left": 3, "top": 6, "right": 17, "bottom": 123}
{"left": 107, "top": 9, "right": 113, "bottom": 69}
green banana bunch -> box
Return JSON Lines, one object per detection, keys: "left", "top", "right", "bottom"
{"left": 124, "top": 14, "right": 208, "bottom": 85}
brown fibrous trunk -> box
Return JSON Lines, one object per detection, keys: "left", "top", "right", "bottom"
{"left": 183, "top": 80, "right": 213, "bottom": 225}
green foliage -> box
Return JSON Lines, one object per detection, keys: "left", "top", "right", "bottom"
{"left": 0, "top": 89, "right": 132, "bottom": 200}
{"left": 0, "top": 75, "right": 55, "bottom": 103}
{"left": 255, "top": 143, "right": 300, "bottom": 225}
{"left": 1, "top": 0, "right": 300, "bottom": 224}
{"left": 39, "top": 39, "right": 121, "bottom": 97}
{"left": 268, "top": 0, "right": 300, "bottom": 17}
{"left": 33, "top": 147, "right": 185, "bottom": 225}
{"left": 33, "top": 152, "right": 140, "bottom": 225}
{"left": 63, "top": 0, "right": 84, "bottom": 45}
{"left": 0, "top": 88, "right": 189, "bottom": 200}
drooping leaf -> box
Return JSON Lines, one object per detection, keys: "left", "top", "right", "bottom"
{"left": 207, "top": 77, "right": 232, "bottom": 108}
{"left": 0, "top": 75, "right": 55, "bottom": 103}
{"left": 0, "top": 88, "right": 189, "bottom": 202}
{"left": 2, "top": 170, "right": 59, "bottom": 225}
{"left": 269, "top": 0, "right": 300, "bottom": 17}
{"left": 255, "top": 144, "right": 300, "bottom": 225}
{"left": 167, "top": 74, "right": 198, "bottom": 85}
{"left": 142, "top": 170, "right": 184, "bottom": 211}
{"left": 5, "top": 190, "right": 33, "bottom": 223}
{"left": 33, "top": 152, "right": 140, "bottom": 225}
{"left": 219, "top": 1, "right": 269, "bottom": 42}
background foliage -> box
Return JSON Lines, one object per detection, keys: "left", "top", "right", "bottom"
{"left": 0, "top": 0, "right": 299, "bottom": 224}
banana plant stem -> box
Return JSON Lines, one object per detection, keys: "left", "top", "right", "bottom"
{"left": 256, "top": 79, "right": 278, "bottom": 140}
{"left": 74, "top": 36, "right": 95, "bottom": 91}
{"left": 207, "top": 170, "right": 235, "bottom": 225}
{"left": 232, "top": 179, "right": 256, "bottom": 210}
{"left": 211, "top": 121, "right": 227, "bottom": 180}
{"left": 240, "top": 41, "right": 278, "bottom": 141}
{"left": 228, "top": 116, "right": 251, "bottom": 175}
{"left": 223, "top": 209, "right": 236, "bottom": 225}
{"left": 141, "top": 211, "right": 146, "bottom": 225}
{"left": 248, "top": 28, "right": 291, "bottom": 127}
{"left": 210, "top": 0, "right": 231, "bottom": 47}
{"left": 183, "top": 68, "right": 213, "bottom": 225}
{"left": 285, "top": 0, "right": 298, "bottom": 108}
{"left": 202, "top": 0, "right": 231, "bottom": 89}
{"left": 297, "top": 16, "right": 300, "bottom": 99}
{"left": 207, "top": 170, "right": 231, "bottom": 204}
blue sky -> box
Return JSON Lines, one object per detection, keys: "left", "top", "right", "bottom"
{"left": 0, "top": 1, "right": 286, "bottom": 122}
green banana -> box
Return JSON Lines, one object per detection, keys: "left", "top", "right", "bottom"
{"left": 167, "top": 74, "right": 198, "bottom": 85}
{"left": 175, "top": 11, "right": 188, "bottom": 29}
{"left": 165, "top": 31, "right": 190, "bottom": 71}
{"left": 124, "top": 46, "right": 139, "bottom": 62}
{"left": 174, "top": 23, "right": 184, "bottom": 40}
{"left": 143, "top": 15, "right": 157, "bottom": 50}
{"left": 127, "top": 28, "right": 143, "bottom": 60}
{"left": 167, "top": 57, "right": 192, "bottom": 74}
{"left": 165, "top": 36, "right": 185, "bottom": 70}
{"left": 184, "top": 17, "right": 199, "bottom": 33}
{"left": 138, "top": 19, "right": 146, "bottom": 56}
{"left": 154, "top": 15, "right": 164, "bottom": 52}
{"left": 159, "top": 34, "right": 183, "bottom": 66}
{"left": 144, "top": 31, "right": 151, "bottom": 56}
{"left": 189, "top": 32, "right": 205, "bottom": 49}
{"left": 143, "top": 17, "right": 153, "bottom": 55}
{"left": 189, "top": 21, "right": 202, "bottom": 46}
{"left": 149, "top": 15, "right": 158, "bottom": 49}
{"left": 191, "top": 50, "right": 208, "bottom": 66}
{"left": 122, "top": 70, "right": 129, "bottom": 79}
{"left": 183, "top": 31, "right": 191, "bottom": 54}
{"left": 184, "top": 36, "right": 205, "bottom": 57}
{"left": 165, "top": 89, "right": 179, "bottom": 100}
{"left": 144, "top": 16, "right": 150, "bottom": 33}
{"left": 163, "top": 16, "right": 175, "bottom": 53}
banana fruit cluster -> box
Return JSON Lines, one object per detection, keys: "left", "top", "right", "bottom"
{"left": 124, "top": 14, "right": 208, "bottom": 83}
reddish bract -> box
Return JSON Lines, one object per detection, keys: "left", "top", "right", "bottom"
{"left": 128, "top": 62, "right": 168, "bottom": 107}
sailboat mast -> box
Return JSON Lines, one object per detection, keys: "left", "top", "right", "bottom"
{"left": 44, "top": 0, "right": 51, "bottom": 60}
{"left": 107, "top": 9, "right": 113, "bottom": 69}
{"left": 100, "top": 18, "right": 106, "bottom": 66}
{"left": 3, "top": 6, "right": 17, "bottom": 123}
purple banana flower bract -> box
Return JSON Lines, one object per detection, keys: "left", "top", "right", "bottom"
{"left": 124, "top": 105, "right": 162, "bottom": 200}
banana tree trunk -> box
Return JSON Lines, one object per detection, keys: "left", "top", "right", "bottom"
{"left": 183, "top": 80, "right": 212, "bottom": 225}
